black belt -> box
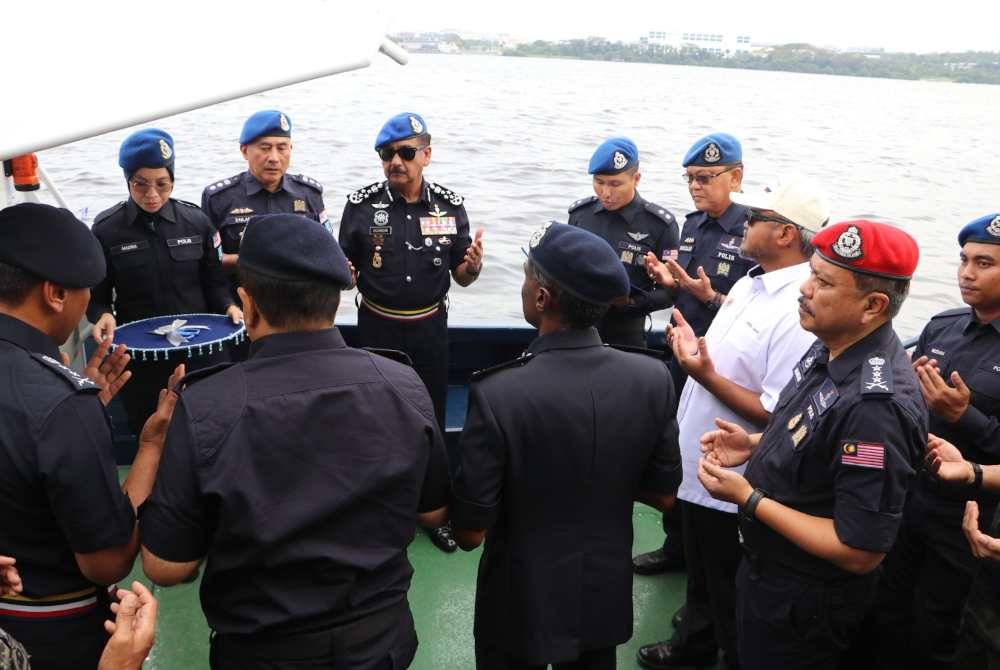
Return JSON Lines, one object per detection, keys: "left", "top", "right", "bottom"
{"left": 210, "top": 600, "right": 408, "bottom": 657}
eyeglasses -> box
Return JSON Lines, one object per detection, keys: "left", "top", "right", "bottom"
{"left": 682, "top": 166, "right": 738, "bottom": 185}
{"left": 128, "top": 178, "right": 173, "bottom": 194}
{"left": 376, "top": 145, "right": 428, "bottom": 162}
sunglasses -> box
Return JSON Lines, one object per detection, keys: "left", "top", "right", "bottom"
{"left": 376, "top": 145, "right": 428, "bottom": 162}
{"left": 682, "top": 165, "right": 738, "bottom": 185}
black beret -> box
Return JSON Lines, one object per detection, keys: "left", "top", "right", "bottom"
{"left": 238, "top": 213, "right": 352, "bottom": 286}
{"left": 0, "top": 203, "right": 105, "bottom": 288}
{"left": 527, "top": 222, "right": 629, "bottom": 305}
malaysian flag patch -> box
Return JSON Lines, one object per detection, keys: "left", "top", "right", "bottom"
{"left": 841, "top": 442, "right": 885, "bottom": 469}
{"left": 662, "top": 248, "right": 679, "bottom": 262}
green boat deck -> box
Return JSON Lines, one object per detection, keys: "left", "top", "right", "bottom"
{"left": 121, "top": 466, "right": 685, "bottom": 668}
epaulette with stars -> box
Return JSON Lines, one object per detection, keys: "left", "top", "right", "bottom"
{"left": 288, "top": 173, "right": 323, "bottom": 193}
{"left": 644, "top": 202, "right": 676, "bottom": 225}
{"left": 347, "top": 181, "right": 385, "bottom": 205}
{"left": 471, "top": 353, "right": 534, "bottom": 381}
{"left": 429, "top": 182, "right": 464, "bottom": 206}
{"left": 568, "top": 195, "right": 598, "bottom": 213}
{"left": 204, "top": 173, "right": 244, "bottom": 196}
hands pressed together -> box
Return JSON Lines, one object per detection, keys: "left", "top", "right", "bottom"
{"left": 644, "top": 251, "right": 716, "bottom": 303}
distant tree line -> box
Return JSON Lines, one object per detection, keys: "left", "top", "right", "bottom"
{"left": 502, "top": 39, "right": 1000, "bottom": 85}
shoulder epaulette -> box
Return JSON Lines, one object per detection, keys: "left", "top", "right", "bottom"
{"left": 608, "top": 344, "right": 668, "bottom": 361}
{"left": 174, "top": 199, "right": 201, "bottom": 209}
{"left": 30, "top": 354, "right": 99, "bottom": 392}
{"left": 471, "top": 353, "right": 534, "bottom": 381}
{"left": 860, "top": 350, "right": 894, "bottom": 396}
{"left": 177, "top": 362, "right": 234, "bottom": 391}
{"left": 930, "top": 306, "right": 972, "bottom": 321}
{"left": 363, "top": 347, "right": 414, "bottom": 367}
{"left": 568, "top": 195, "right": 598, "bottom": 214}
{"left": 347, "top": 181, "right": 385, "bottom": 205}
{"left": 644, "top": 202, "right": 676, "bottom": 225}
{"left": 93, "top": 201, "right": 126, "bottom": 226}
{"left": 204, "top": 173, "right": 244, "bottom": 196}
{"left": 289, "top": 173, "right": 323, "bottom": 193}
{"left": 430, "top": 182, "right": 464, "bottom": 206}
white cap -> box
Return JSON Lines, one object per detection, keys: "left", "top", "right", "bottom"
{"left": 733, "top": 174, "right": 830, "bottom": 233}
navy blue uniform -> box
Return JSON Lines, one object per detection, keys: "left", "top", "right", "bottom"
{"left": 567, "top": 193, "right": 679, "bottom": 347}
{"left": 88, "top": 198, "right": 233, "bottom": 433}
{"left": 140, "top": 328, "right": 449, "bottom": 669}
{"left": 0, "top": 314, "right": 135, "bottom": 670}
{"left": 739, "top": 323, "right": 927, "bottom": 669}
{"left": 339, "top": 180, "right": 472, "bottom": 429}
{"left": 871, "top": 307, "right": 1000, "bottom": 669}
{"left": 452, "top": 328, "right": 682, "bottom": 668}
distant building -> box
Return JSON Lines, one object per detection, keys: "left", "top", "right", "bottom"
{"left": 642, "top": 30, "right": 753, "bottom": 57}
{"left": 392, "top": 32, "right": 461, "bottom": 54}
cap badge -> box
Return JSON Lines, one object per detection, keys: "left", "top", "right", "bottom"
{"left": 279, "top": 114, "right": 290, "bottom": 132}
{"left": 409, "top": 115, "right": 424, "bottom": 134}
{"left": 987, "top": 216, "right": 1000, "bottom": 238}
{"left": 529, "top": 221, "right": 554, "bottom": 249}
{"left": 831, "top": 225, "right": 863, "bottom": 260}
{"left": 159, "top": 139, "right": 172, "bottom": 160}
{"left": 703, "top": 142, "right": 721, "bottom": 163}
{"left": 613, "top": 151, "right": 628, "bottom": 170}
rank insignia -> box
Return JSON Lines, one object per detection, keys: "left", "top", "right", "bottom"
{"left": 831, "top": 225, "right": 863, "bottom": 260}
{"left": 159, "top": 139, "right": 172, "bottom": 160}
{"left": 716, "top": 261, "right": 731, "bottom": 277}
{"left": 294, "top": 199, "right": 306, "bottom": 212}
{"left": 373, "top": 210, "right": 389, "bottom": 225}
{"left": 703, "top": 142, "right": 721, "bottom": 163}
{"left": 791, "top": 424, "right": 808, "bottom": 447}
{"left": 787, "top": 413, "right": 802, "bottom": 431}
{"left": 621, "top": 250, "right": 635, "bottom": 264}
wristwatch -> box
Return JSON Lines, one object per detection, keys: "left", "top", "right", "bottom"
{"left": 740, "top": 488, "right": 768, "bottom": 523}
{"left": 705, "top": 291, "right": 723, "bottom": 311}
{"left": 971, "top": 462, "right": 984, "bottom": 490}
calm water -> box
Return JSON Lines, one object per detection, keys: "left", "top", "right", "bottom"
{"left": 40, "top": 54, "right": 1000, "bottom": 339}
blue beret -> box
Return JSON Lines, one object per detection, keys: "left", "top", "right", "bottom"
{"left": 239, "top": 110, "right": 292, "bottom": 145}
{"left": 958, "top": 213, "right": 1000, "bottom": 246}
{"left": 527, "top": 222, "right": 629, "bottom": 305}
{"left": 682, "top": 133, "right": 742, "bottom": 167}
{"left": 589, "top": 137, "right": 639, "bottom": 175}
{"left": 0, "top": 203, "right": 105, "bottom": 288}
{"left": 375, "top": 113, "right": 428, "bottom": 149}
{"left": 238, "top": 214, "right": 351, "bottom": 287}
{"left": 118, "top": 128, "right": 174, "bottom": 178}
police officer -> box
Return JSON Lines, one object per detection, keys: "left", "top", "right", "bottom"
{"left": 868, "top": 213, "right": 1000, "bottom": 669}
{"left": 0, "top": 203, "right": 177, "bottom": 670}
{"left": 567, "top": 137, "right": 678, "bottom": 347}
{"left": 89, "top": 128, "right": 239, "bottom": 434}
{"left": 631, "top": 134, "right": 753, "bottom": 649}
{"left": 339, "top": 112, "right": 484, "bottom": 553}
{"left": 140, "top": 213, "right": 450, "bottom": 670}
{"left": 697, "top": 220, "right": 927, "bottom": 669}
{"left": 451, "top": 222, "right": 682, "bottom": 670}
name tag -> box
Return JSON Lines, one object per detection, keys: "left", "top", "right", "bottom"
{"left": 369, "top": 226, "right": 393, "bottom": 236}
{"left": 419, "top": 216, "right": 458, "bottom": 236}
{"left": 618, "top": 241, "right": 643, "bottom": 253}
{"left": 679, "top": 244, "right": 694, "bottom": 252}
{"left": 112, "top": 241, "right": 149, "bottom": 254}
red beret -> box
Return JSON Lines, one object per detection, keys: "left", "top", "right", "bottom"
{"left": 813, "top": 219, "right": 918, "bottom": 280}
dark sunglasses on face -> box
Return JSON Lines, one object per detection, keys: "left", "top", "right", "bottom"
{"left": 376, "top": 145, "right": 427, "bottom": 162}
{"left": 682, "top": 165, "right": 738, "bottom": 185}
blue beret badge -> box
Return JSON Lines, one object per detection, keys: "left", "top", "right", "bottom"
{"left": 159, "top": 139, "right": 172, "bottom": 160}
{"left": 280, "top": 113, "right": 290, "bottom": 132}
{"left": 613, "top": 151, "right": 627, "bottom": 170}
{"left": 703, "top": 143, "right": 721, "bottom": 163}
{"left": 988, "top": 215, "right": 1000, "bottom": 238}
{"left": 410, "top": 115, "right": 424, "bottom": 134}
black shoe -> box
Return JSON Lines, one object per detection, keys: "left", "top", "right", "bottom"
{"left": 633, "top": 548, "right": 685, "bottom": 575}
{"left": 425, "top": 524, "right": 457, "bottom": 553}
{"left": 636, "top": 640, "right": 718, "bottom": 669}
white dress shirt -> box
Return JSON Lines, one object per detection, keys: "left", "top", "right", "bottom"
{"left": 675, "top": 261, "right": 817, "bottom": 513}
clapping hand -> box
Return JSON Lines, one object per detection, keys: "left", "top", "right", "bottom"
{"left": 698, "top": 458, "right": 753, "bottom": 506}
{"left": 700, "top": 418, "right": 754, "bottom": 467}
{"left": 963, "top": 501, "right": 1000, "bottom": 562}
{"left": 925, "top": 433, "right": 975, "bottom": 485}
{"left": 83, "top": 338, "right": 132, "bottom": 407}
{"left": 668, "top": 309, "right": 714, "bottom": 381}
{"left": 0, "top": 556, "right": 22, "bottom": 597}
{"left": 913, "top": 356, "right": 971, "bottom": 423}
{"left": 138, "top": 364, "right": 185, "bottom": 452}
{"left": 99, "top": 581, "right": 158, "bottom": 670}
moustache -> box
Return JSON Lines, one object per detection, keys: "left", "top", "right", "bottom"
{"left": 798, "top": 296, "right": 814, "bottom": 315}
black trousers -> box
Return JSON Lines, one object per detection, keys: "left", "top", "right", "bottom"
{"left": 357, "top": 305, "right": 448, "bottom": 431}
{"left": 736, "top": 558, "right": 876, "bottom": 670}
{"left": 0, "top": 600, "right": 110, "bottom": 670}
{"left": 209, "top": 602, "right": 418, "bottom": 670}
{"left": 865, "top": 490, "right": 994, "bottom": 669}
{"left": 675, "top": 502, "right": 740, "bottom": 665}
{"left": 120, "top": 349, "right": 228, "bottom": 434}
{"left": 475, "top": 642, "right": 616, "bottom": 670}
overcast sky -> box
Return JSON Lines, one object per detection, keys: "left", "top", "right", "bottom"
{"left": 385, "top": 0, "right": 1000, "bottom": 53}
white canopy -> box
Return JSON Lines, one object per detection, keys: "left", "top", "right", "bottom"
{"left": 0, "top": 1, "right": 406, "bottom": 160}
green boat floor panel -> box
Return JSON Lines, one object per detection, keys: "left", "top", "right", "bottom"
{"left": 119, "top": 469, "right": 684, "bottom": 668}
